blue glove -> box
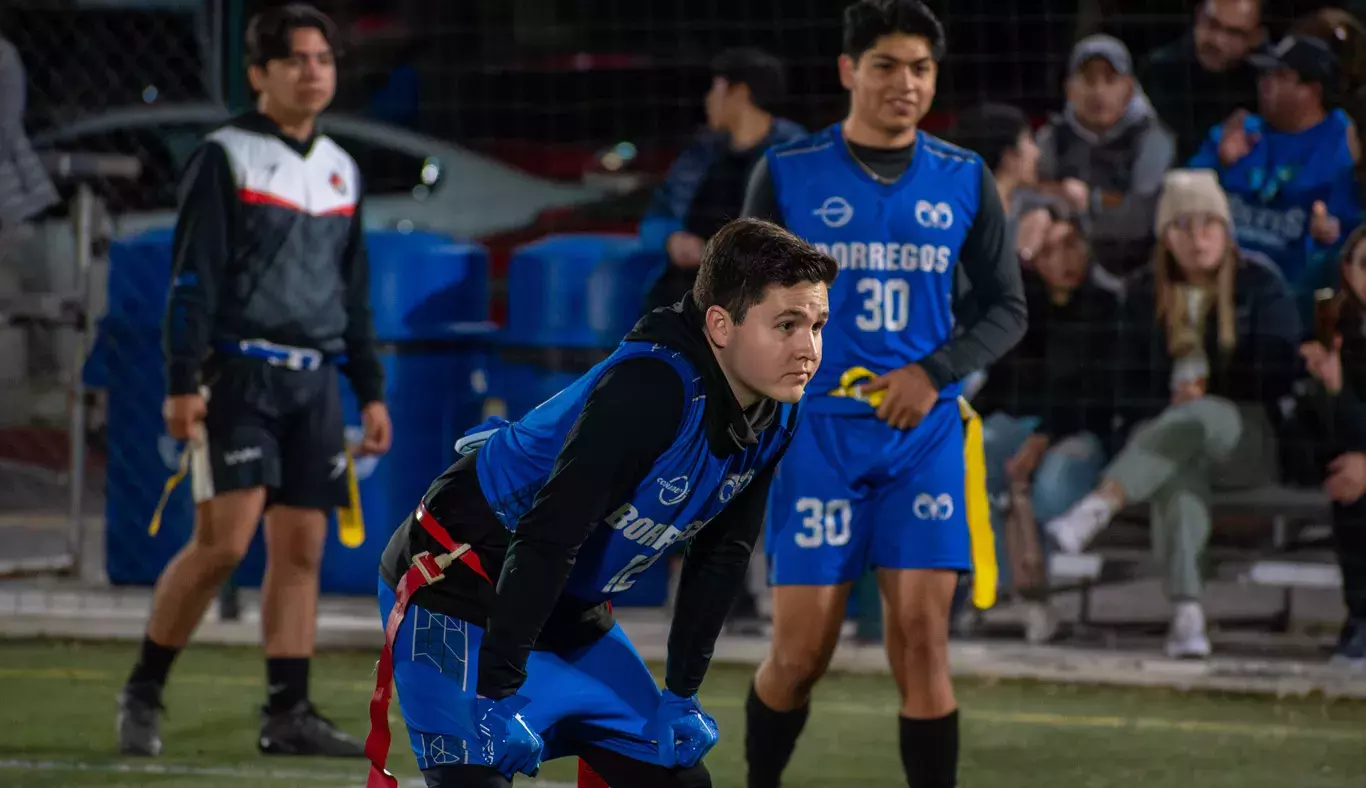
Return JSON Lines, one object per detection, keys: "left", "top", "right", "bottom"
{"left": 651, "top": 690, "right": 719, "bottom": 768}
{"left": 471, "top": 695, "right": 544, "bottom": 777}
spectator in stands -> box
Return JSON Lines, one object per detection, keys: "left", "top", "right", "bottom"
{"left": 1037, "top": 35, "right": 1177, "bottom": 282}
{"left": 974, "top": 209, "right": 1116, "bottom": 643}
{"left": 1138, "top": 0, "right": 1264, "bottom": 163}
{"left": 1045, "top": 169, "right": 1301, "bottom": 659}
{"left": 1189, "top": 8, "right": 1366, "bottom": 322}
{"left": 1297, "top": 224, "right": 1366, "bottom": 667}
{"left": 0, "top": 31, "right": 58, "bottom": 265}
{"left": 639, "top": 48, "right": 805, "bottom": 312}
{"left": 949, "top": 102, "right": 1064, "bottom": 264}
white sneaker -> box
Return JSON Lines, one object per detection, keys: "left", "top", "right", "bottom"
{"left": 1045, "top": 494, "right": 1115, "bottom": 554}
{"left": 1165, "top": 601, "right": 1212, "bottom": 659}
{"left": 1022, "top": 601, "right": 1059, "bottom": 645}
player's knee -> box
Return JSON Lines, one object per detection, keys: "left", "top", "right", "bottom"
{"left": 891, "top": 608, "right": 949, "bottom": 666}
{"left": 769, "top": 644, "right": 834, "bottom": 690}
{"left": 185, "top": 535, "right": 249, "bottom": 577}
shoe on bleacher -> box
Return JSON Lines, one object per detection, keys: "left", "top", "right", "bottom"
{"left": 1329, "top": 618, "right": 1366, "bottom": 669}
{"left": 1045, "top": 493, "right": 1115, "bottom": 555}
{"left": 116, "top": 682, "right": 164, "bottom": 756}
{"left": 258, "top": 700, "right": 365, "bottom": 757}
{"left": 1164, "top": 601, "right": 1212, "bottom": 659}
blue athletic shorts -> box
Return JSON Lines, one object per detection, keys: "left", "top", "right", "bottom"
{"left": 378, "top": 579, "right": 666, "bottom": 770}
{"left": 765, "top": 399, "right": 971, "bottom": 585}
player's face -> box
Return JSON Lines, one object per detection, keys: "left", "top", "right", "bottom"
{"left": 711, "top": 282, "right": 829, "bottom": 406}
{"left": 1007, "top": 128, "right": 1041, "bottom": 185}
{"left": 1343, "top": 239, "right": 1366, "bottom": 303}
{"left": 1194, "top": 0, "right": 1262, "bottom": 72}
{"left": 1257, "top": 68, "right": 1317, "bottom": 128}
{"left": 704, "top": 76, "right": 733, "bottom": 131}
{"left": 1164, "top": 213, "right": 1229, "bottom": 275}
{"left": 840, "top": 34, "right": 937, "bottom": 139}
{"left": 1034, "top": 221, "right": 1089, "bottom": 291}
{"left": 249, "top": 27, "right": 336, "bottom": 120}
{"left": 1066, "top": 59, "right": 1132, "bottom": 132}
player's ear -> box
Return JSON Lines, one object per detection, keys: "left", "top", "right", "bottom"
{"left": 247, "top": 63, "right": 267, "bottom": 94}
{"left": 838, "top": 54, "right": 857, "bottom": 91}
{"left": 703, "top": 304, "right": 733, "bottom": 349}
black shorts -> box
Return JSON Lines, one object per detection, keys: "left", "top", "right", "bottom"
{"left": 195, "top": 356, "right": 348, "bottom": 510}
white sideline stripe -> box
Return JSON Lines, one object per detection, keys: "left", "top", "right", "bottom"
{"left": 0, "top": 759, "right": 574, "bottom": 787}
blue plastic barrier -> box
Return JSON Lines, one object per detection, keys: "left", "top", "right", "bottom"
{"left": 95, "top": 229, "right": 494, "bottom": 593}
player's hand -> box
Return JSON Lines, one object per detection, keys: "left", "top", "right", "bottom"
{"left": 1060, "top": 178, "right": 1090, "bottom": 212}
{"left": 651, "top": 690, "right": 719, "bottom": 769}
{"left": 1300, "top": 337, "right": 1344, "bottom": 395}
{"left": 1006, "top": 433, "right": 1050, "bottom": 484}
{"left": 862, "top": 364, "right": 939, "bottom": 430}
{"left": 359, "top": 401, "right": 393, "bottom": 456}
{"left": 1171, "top": 377, "right": 1206, "bottom": 406}
{"left": 1218, "top": 109, "right": 1257, "bottom": 166}
{"left": 666, "top": 231, "right": 705, "bottom": 268}
{"left": 472, "top": 695, "right": 544, "bottom": 777}
{"left": 1310, "top": 200, "right": 1342, "bottom": 245}
{"left": 1325, "top": 452, "right": 1366, "bottom": 504}
{"left": 163, "top": 393, "right": 207, "bottom": 442}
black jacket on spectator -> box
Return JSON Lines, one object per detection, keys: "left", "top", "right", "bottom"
{"left": 973, "top": 268, "right": 1120, "bottom": 451}
{"left": 1292, "top": 303, "right": 1366, "bottom": 462}
{"left": 1114, "top": 254, "right": 1302, "bottom": 438}
{"left": 1137, "top": 33, "right": 1259, "bottom": 163}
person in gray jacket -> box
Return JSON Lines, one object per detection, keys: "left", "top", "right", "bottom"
{"left": 1037, "top": 34, "right": 1177, "bottom": 281}
{"left": 0, "top": 33, "right": 58, "bottom": 259}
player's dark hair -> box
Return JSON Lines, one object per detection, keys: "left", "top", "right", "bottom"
{"left": 246, "top": 3, "right": 339, "bottom": 68}
{"left": 949, "top": 103, "right": 1031, "bottom": 172}
{"left": 693, "top": 218, "right": 838, "bottom": 324}
{"left": 711, "top": 48, "right": 788, "bottom": 114}
{"left": 843, "top": 0, "right": 947, "bottom": 61}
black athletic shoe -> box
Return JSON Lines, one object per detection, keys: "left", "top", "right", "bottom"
{"left": 1331, "top": 618, "right": 1366, "bottom": 669}
{"left": 116, "top": 682, "right": 164, "bottom": 756}
{"left": 258, "top": 701, "right": 365, "bottom": 757}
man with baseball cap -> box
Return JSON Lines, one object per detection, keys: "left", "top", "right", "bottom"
{"left": 1189, "top": 9, "right": 1366, "bottom": 321}
{"left": 1036, "top": 34, "right": 1177, "bottom": 280}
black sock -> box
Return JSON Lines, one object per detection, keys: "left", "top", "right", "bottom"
{"left": 128, "top": 636, "right": 180, "bottom": 688}
{"left": 265, "top": 657, "right": 310, "bottom": 713}
{"left": 899, "top": 710, "right": 959, "bottom": 788}
{"left": 745, "top": 682, "right": 809, "bottom": 788}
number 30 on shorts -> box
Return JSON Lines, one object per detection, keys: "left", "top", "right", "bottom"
{"left": 794, "top": 497, "right": 852, "bottom": 548}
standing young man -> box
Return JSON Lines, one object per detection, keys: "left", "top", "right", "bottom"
{"left": 366, "top": 219, "right": 835, "bottom": 788}
{"left": 741, "top": 2, "right": 1027, "bottom": 787}
{"left": 117, "top": 4, "right": 392, "bottom": 758}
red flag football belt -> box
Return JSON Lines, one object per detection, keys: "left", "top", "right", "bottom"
{"left": 365, "top": 502, "right": 492, "bottom": 788}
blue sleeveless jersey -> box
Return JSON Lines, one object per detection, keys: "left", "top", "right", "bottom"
{"left": 474, "top": 340, "right": 798, "bottom": 601}
{"left": 766, "top": 124, "right": 983, "bottom": 414}
{"left": 1189, "top": 108, "right": 1362, "bottom": 297}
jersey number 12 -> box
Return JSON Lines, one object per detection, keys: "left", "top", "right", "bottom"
{"left": 855, "top": 278, "right": 910, "bottom": 332}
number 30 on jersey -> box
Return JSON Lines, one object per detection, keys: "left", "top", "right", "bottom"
{"left": 855, "top": 278, "right": 910, "bottom": 332}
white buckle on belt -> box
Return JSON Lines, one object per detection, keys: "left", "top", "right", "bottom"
{"left": 239, "top": 339, "right": 323, "bottom": 371}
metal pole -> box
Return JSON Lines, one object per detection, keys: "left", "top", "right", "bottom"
{"left": 65, "top": 184, "right": 94, "bottom": 574}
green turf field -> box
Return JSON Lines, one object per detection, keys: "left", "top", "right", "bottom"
{"left": 0, "top": 639, "right": 1362, "bottom": 787}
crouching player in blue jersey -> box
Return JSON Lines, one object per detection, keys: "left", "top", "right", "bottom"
{"left": 741, "top": 3, "right": 1028, "bottom": 787}
{"left": 364, "top": 218, "right": 837, "bottom": 788}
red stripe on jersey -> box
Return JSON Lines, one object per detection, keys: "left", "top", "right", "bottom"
{"left": 237, "top": 188, "right": 355, "bottom": 217}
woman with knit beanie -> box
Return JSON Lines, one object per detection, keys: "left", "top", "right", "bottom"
{"left": 1045, "top": 169, "right": 1303, "bottom": 658}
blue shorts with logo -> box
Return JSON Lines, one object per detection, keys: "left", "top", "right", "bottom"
{"left": 378, "top": 580, "right": 667, "bottom": 770}
{"left": 765, "top": 399, "right": 971, "bottom": 585}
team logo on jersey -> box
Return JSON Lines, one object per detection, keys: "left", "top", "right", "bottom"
{"left": 329, "top": 171, "right": 346, "bottom": 194}
{"left": 813, "top": 196, "right": 854, "bottom": 228}
{"left": 914, "top": 200, "right": 954, "bottom": 230}
{"left": 913, "top": 493, "right": 955, "bottom": 521}
{"left": 718, "top": 470, "right": 755, "bottom": 503}
{"left": 657, "top": 475, "right": 690, "bottom": 505}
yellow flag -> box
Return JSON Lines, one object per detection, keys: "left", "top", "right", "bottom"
{"left": 336, "top": 447, "right": 365, "bottom": 548}
{"left": 148, "top": 451, "right": 189, "bottom": 536}
{"left": 958, "top": 396, "right": 998, "bottom": 610}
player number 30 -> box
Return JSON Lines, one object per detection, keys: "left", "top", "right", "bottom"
{"left": 794, "top": 497, "right": 853, "bottom": 548}
{"left": 855, "top": 278, "right": 911, "bottom": 332}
